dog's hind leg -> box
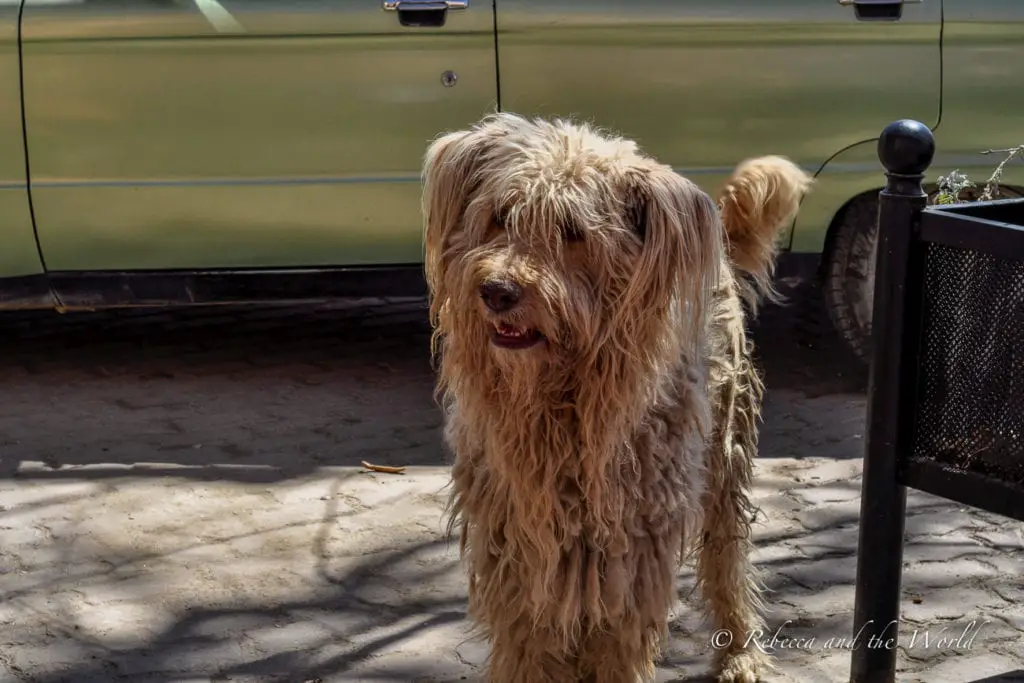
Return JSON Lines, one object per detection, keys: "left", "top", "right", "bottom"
{"left": 696, "top": 299, "right": 770, "bottom": 683}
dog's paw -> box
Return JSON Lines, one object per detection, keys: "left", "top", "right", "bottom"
{"left": 716, "top": 650, "right": 769, "bottom": 683}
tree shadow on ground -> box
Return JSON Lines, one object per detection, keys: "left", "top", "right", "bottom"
{"left": 4, "top": 469, "right": 1023, "bottom": 682}
{"left": 13, "top": 539, "right": 469, "bottom": 682}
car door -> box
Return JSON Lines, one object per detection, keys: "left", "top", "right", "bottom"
{"left": 1, "top": 2, "right": 44, "bottom": 289}
{"left": 493, "top": 0, "right": 941, "bottom": 249}
{"left": 20, "top": 0, "right": 496, "bottom": 272}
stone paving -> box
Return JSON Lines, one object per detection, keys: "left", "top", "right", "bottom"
{"left": 1, "top": 283, "right": 1023, "bottom": 682}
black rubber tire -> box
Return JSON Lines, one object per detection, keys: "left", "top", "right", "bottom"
{"left": 823, "top": 194, "right": 880, "bottom": 364}
{"left": 824, "top": 186, "right": 1023, "bottom": 364}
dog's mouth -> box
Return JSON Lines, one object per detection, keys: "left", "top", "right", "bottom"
{"left": 490, "top": 322, "right": 544, "bottom": 350}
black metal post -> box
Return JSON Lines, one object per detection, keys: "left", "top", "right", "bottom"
{"left": 849, "top": 119, "right": 935, "bottom": 683}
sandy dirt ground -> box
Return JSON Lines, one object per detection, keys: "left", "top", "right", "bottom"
{"left": 1, "top": 280, "right": 1023, "bottom": 682}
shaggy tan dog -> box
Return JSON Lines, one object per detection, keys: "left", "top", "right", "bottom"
{"left": 421, "top": 113, "right": 811, "bottom": 683}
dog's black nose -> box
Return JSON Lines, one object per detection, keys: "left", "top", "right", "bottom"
{"left": 479, "top": 280, "right": 522, "bottom": 313}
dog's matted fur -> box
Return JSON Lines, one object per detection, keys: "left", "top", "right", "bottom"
{"left": 421, "top": 113, "right": 811, "bottom": 683}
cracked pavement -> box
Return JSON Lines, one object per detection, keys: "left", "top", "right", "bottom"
{"left": 1, "top": 281, "right": 1023, "bottom": 682}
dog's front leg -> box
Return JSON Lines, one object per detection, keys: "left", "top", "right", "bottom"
{"left": 577, "top": 625, "right": 660, "bottom": 683}
{"left": 484, "top": 623, "right": 579, "bottom": 683}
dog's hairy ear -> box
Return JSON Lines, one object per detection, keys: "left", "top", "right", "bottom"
{"left": 620, "top": 166, "right": 722, "bottom": 343}
{"left": 422, "top": 130, "right": 476, "bottom": 299}
{"left": 419, "top": 129, "right": 499, "bottom": 305}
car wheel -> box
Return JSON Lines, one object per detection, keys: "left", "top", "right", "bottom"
{"left": 823, "top": 186, "right": 1023, "bottom": 364}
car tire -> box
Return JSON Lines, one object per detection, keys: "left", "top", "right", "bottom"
{"left": 823, "top": 186, "right": 1023, "bottom": 364}
{"left": 823, "top": 194, "right": 880, "bottom": 364}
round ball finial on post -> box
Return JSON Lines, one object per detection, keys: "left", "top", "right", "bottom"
{"left": 878, "top": 119, "right": 935, "bottom": 178}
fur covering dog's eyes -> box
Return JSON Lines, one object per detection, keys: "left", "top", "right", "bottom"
{"left": 561, "top": 223, "right": 585, "bottom": 243}
{"left": 488, "top": 210, "right": 506, "bottom": 236}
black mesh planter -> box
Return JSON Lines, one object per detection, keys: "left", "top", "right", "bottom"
{"left": 849, "top": 119, "right": 1024, "bottom": 683}
{"left": 906, "top": 200, "right": 1024, "bottom": 506}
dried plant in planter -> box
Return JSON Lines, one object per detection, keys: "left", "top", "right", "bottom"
{"left": 934, "top": 144, "right": 1024, "bottom": 205}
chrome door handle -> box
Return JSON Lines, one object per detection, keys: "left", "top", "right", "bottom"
{"left": 838, "top": 0, "right": 921, "bottom": 21}
{"left": 382, "top": 0, "right": 468, "bottom": 11}
{"left": 383, "top": 0, "right": 467, "bottom": 27}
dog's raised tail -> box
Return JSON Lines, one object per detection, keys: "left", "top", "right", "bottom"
{"left": 717, "top": 155, "right": 813, "bottom": 309}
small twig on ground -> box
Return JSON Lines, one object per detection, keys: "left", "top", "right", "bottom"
{"left": 361, "top": 460, "right": 407, "bottom": 475}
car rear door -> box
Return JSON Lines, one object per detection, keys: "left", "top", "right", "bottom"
{"left": 20, "top": 0, "right": 496, "bottom": 272}
{"left": 494, "top": 0, "right": 941, "bottom": 248}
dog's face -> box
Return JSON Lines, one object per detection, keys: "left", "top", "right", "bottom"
{"left": 422, "top": 114, "right": 721, "bottom": 386}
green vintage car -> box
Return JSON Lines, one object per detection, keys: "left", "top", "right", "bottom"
{"left": 2, "top": 0, "right": 1022, "bottom": 361}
